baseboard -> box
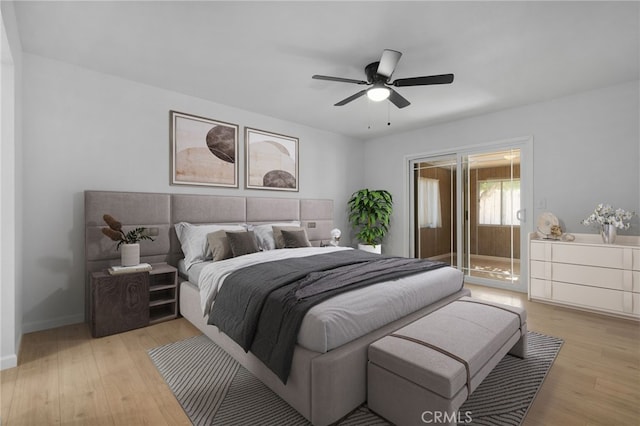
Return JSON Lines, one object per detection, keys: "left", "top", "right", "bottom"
{"left": 1, "top": 332, "right": 22, "bottom": 370}
{"left": 426, "top": 253, "right": 521, "bottom": 264}
{"left": 22, "top": 313, "right": 84, "bottom": 334}
{"left": 1, "top": 353, "right": 17, "bottom": 370}
{"left": 471, "top": 254, "right": 521, "bottom": 263}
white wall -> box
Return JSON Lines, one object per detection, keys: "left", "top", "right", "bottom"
{"left": 1, "top": 1, "right": 23, "bottom": 370}
{"left": 13, "top": 48, "right": 640, "bottom": 335}
{"left": 21, "top": 53, "right": 364, "bottom": 332}
{"left": 364, "top": 81, "right": 640, "bottom": 257}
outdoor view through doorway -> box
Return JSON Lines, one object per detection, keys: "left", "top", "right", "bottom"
{"left": 412, "top": 148, "right": 523, "bottom": 289}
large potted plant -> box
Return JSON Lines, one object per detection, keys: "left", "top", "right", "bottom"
{"left": 347, "top": 189, "right": 393, "bottom": 254}
{"left": 101, "top": 214, "right": 155, "bottom": 266}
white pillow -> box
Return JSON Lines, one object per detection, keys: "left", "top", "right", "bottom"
{"left": 175, "top": 222, "right": 246, "bottom": 270}
{"left": 249, "top": 221, "right": 300, "bottom": 251}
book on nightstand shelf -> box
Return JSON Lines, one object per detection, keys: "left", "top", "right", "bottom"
{"left": 108, "top": 263, "right": 153, "bottom": 275}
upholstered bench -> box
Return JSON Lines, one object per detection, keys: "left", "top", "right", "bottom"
{"left": 367, "top": 297, "right": 527, "bottom": 426}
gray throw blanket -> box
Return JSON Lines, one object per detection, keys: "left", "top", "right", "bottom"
{"left": 208, "top": 250, "right": 447, "bottom": 383}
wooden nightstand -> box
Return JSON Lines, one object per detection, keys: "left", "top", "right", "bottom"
{"left": 90, "top": 263, "right": 178, "bottom": 337}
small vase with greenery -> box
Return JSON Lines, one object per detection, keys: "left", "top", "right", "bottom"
{"left": 347, "top": 189, "right": 393, "bottom": 252}
{"left": 101, "top": 214, "right": 154, "bottom": 248}
{"left": 102, "top": 214, "right": 154, "bottom": 266}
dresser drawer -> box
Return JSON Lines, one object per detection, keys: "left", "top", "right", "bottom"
{"left": 530, "top": 278, "right": 551, "bottom": 299}
{"left": 551, "top": 263, "right": 625, "bottom": 291}
{"left": 530, "top": 260, "right": 547, "bottom": 279}
{"left": 552, "top": 282, "right": 626, "bottom": 314}
{"left": 530, "top": 241, "right": 547, "bottom": 261}
{"left": 551, "top": 244, "right": 625, "bottom": 269}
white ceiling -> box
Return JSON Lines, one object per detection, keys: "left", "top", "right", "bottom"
{"left": 13, "top": 1, "right": 640, "bottom": 140}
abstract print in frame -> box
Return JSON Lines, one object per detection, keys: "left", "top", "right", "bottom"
{"left": 245, "top": 127, "right": 299, "bottom": 191}
{"left": 170, "top": 111, "right": 239, "bottom": 188}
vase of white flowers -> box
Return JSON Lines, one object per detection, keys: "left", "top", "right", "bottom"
{"left": 581, "top": 204, "right": 635, "bottom": 244}
{"left": 600, "top": 224, "right": 617, "bottom": 244}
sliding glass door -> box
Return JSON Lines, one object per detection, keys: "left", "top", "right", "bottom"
{"left": 410, "top": 141, "right": 530, "bottom": 292}
{"left": 462, "top": 150, "right": 521, "bottom": 286}
{"left": 413, "top": 156, "right": 457, "bottom": 266}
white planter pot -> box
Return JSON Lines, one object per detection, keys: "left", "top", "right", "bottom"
{"left": 358, "top": 243, "right": 382, "bottom": 254}
{"left": 121, "top": 243, "right": 140, "bottom": 266}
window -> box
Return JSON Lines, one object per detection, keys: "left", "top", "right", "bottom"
{"left": 478, "top": 179, "right": 520, "bottom": 225}
{"left": 418, "top": 177, "right": 442, "bottom": 228}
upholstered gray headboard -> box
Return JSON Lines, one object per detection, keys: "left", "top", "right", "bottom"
{"left": 84, "top": 190, "right": 334, "bottom": 317}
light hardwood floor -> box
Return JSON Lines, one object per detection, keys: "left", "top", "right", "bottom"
{"left": 1, "top": 284, "right": 639, "bottom": 426}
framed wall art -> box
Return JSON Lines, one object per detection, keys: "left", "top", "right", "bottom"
{"left": 245, "top": 127, "right": 299, "bottom": 191}
{"left": 170, "top": 110, "right": 239, "bottom": 188}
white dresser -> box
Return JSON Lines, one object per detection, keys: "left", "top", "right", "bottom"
{"left": 529, "top": 232, "right": 640, "bottom": 319}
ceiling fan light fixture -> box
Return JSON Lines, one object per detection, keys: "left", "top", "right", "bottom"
{"left": 367, "top": 85, "right": 390, "bottom": 102}
{"left": 313, "top": 49, "right": 453, "bottom": 108}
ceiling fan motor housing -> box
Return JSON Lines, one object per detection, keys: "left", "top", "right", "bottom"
{"left": 365, "top": 62, "right": 388, "bottom": 84}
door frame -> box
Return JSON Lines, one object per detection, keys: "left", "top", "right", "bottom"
{"left": 405, "top": 136, "right": 533, "bottom": 293}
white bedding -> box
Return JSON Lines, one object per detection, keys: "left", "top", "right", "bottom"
{"left": 196, "top": 247, "right": 464, "bottom": 353}
{"left": 197, "top": 247, "right": 352, "bottom": 316}
{"left": 178, "top": 259, "right": 210, "bottom": 284}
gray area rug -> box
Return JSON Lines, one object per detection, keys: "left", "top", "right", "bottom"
{"left": 149, "top": 331, "right": 562, "bottom": 426}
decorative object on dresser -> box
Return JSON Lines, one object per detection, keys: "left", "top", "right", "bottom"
{"left": 329, "top": 228, "right": 341, "bottom": 246}
{"left": 549, "top": 224, "right": 562, "bottom": 239}
{"left": 535, "top": 212, "right": 575, "bottom": 241}
{"left": 245, "top": 127, "right": 299, "bottom": 191}
{"left": 529, "top": 232, "right": 640, "bottom": 319}
{"left": 90, "top": 263, "right": 178, "bottom": 337}
{"left": 536, "top": 211, "right": 560, "bottom": 239}
{"left": 170, "top": 110, "right": 239, "bottom": 188}
{"left": 581, "top": 203, "right": 636, "bottom": 244}
{"left": 348, "top": 189, "right": 393, "bottom": 254}
{"left": 101, "top": 214, "right": 155, "bottom": 266}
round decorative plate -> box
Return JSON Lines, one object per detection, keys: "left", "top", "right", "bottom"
{"left": 536, "top": 212, "right": 559, "bottom": 238}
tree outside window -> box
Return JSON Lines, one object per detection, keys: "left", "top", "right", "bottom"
{"left": 478, "top": 179, "right": 520, "bottom": 225}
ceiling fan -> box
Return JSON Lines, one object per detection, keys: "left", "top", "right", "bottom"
{"left": 312, "top": 49, "right": 454, "bottom": 109}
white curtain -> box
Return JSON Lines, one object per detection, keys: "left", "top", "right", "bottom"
{"left": 418, "top": 177, "right": 442, "bottom": 228}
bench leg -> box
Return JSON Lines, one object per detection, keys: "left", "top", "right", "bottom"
{"left": 508, "top": 324, "right": 527, "bottom": 359}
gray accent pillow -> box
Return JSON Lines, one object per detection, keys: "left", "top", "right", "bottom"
{"left": 281, "top": 229, "right": 312, "bottom": 248}
{"left": 272, "top": 226, "right": 305, "bottom": 249}
{"left": 226, "top": 230, "right": 259, "bottom": 257}
{"left": 206, "top": 230, "right": 233, "bottom": 261}
{"left": 174, "top": 222, "right": 245, "bottom": 269}
{"left": 250, "top": 221, "right": 301, "bottom": 250}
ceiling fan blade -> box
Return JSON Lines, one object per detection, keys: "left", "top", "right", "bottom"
{"left": 376, "top": 49, "right": 402, "bottom": 79}
{"left": 388, "top": 88, "right": 411, "bottom": 109}
{"left": 312, "top": 74, "right": 368, "bottom": 85}
{"left": 335, "top": 90, "right": 368, "bottom": 106}
{"left": 392, "top": 73, "right": 454, "bottom": 87}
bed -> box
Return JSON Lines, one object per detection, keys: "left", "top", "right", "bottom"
{"left": 84, "top": 190, "right": 469, "bottom": 426}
